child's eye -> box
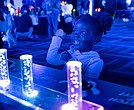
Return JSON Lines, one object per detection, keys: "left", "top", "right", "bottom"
{"left": 79, "top": 31, "right": 87, "bottom": 36}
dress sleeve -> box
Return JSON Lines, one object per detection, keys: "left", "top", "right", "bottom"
{"left": 46, "top": 36, "right": 66, "bottom": 65}
{"left": 84, "top": 57, "right": 104, "bottom": 79}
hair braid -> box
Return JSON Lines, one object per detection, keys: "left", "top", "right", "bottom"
{"left": 93, "top": 12, "right": 113, "bottom": 35}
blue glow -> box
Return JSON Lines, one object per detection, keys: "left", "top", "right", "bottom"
{"left": 24, "top": 90, "right": 38, "bottom": 97}
{"left": 20, "top": 54, "right": 34, "bottom": 95}
{"left": 0, "top": 49, "right": 10, "bottom": 87}
{"left": 66, "top": 61, "right": 82, "bottom": 110}
{"left": 0, "top": 90, "right": 43, "bottom": 110}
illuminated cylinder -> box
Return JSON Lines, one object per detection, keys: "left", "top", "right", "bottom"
{"left": 66, "top": 61, "right": 82, "bottom": 110}
{"left": 20, "top": 54, "right": 34, "bottom": 96}
{"left": 0, "top": 49, "right": 10, "bottom": 87}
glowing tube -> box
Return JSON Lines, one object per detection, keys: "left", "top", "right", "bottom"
{"left": 66, "top": 61, "right": 82, "bottom": 110}
{"left": 0, "top": 49, "right": 10, "bottom": 87}
{"left": 61, "top": 103, "right": 76, "bottom": 110}
{"left": 20, "top": 54, "right": 38, "bottom": 97}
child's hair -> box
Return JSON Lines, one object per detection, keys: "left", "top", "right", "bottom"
{"left": 73, "top": 12, "right": 113, "bottom": 42}
{"left": 93, "top": 12, "right": 113, "bottom": 35}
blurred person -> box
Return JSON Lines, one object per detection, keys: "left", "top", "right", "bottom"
{"left": 4, "top": 0, "right": 15, "bottom": 9}
{"left": 45, "top": 0, "right": 61, "bottom": 38}
{"left": 78, "top": 0, "right": 90, "bottom": 16}
{"left": 29, "top": 8, "right": 39, "bottom": 38}
{"left": 58, "top": 1, "right": 73, "bottom": 34}
{"left": 14, "top": 6, "right": 33, "bottom": 40}
{"left": 0, "top": 0, "right": 4, "bottom": 48}
{"left": 21, "top": 0, "right": 29, "bottom": 10}
{"left": 41, "top": 0, "right": 47, "bottom": 14}
{"left": 4, "top": 6, "right": 16, "bottom": 48}
{"left": 46, "top": 12, "right": 113, "bottom": 88}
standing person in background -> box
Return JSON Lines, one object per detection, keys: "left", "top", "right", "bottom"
{"left": 29, "top": 8, "right": 39, "bottom": 39}
{"left": 58, "top": 1, "right": 73, "bottom": 35}
{"left": 79, "top": 0, "right": 90, "bottom": 16}
{"left": 46, "top": 12, "right": 113, "bottom": 88}
{"left": 45, "top": 0, "right": 61, "bottom": 38}
{"left": 6, "top": 0, "right": 16, "bottom": 16}
{"left": 41, "top": 0, "right": 47, "bottom": 14}
{"left": 0, "top": 0, "right": 4, "bottom": 48}
{"left": 4, "top": 6, "right": 16, "bottom": 48}
{"left": 21, "top": 0, "right": 29, "bottom": 13}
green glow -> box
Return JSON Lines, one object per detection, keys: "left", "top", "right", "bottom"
{"left": 73, "top": 9, "right": 76, "bottom": 12}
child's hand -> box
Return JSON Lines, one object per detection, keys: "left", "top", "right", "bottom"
{"left": 55, "top": 29, "right": 66, "bottom": 39}
{"left": 60, "top": 51, "right": 72, "bottom": 61}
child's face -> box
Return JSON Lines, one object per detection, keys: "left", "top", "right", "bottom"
{"left": 71, "top": 19, "right": 94, "bottom": 52}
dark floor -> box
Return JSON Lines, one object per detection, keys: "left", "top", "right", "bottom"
{"left": 4, "top": 19, "right": 134, "bottom": 88}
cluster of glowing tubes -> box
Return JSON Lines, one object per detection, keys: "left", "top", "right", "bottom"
{"left": 0, "top": 49, "right": 104, "bottom": 110}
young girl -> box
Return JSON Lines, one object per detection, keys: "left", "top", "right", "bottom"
{"left": 47, "top": 12, "right": 113, "bottom": 89}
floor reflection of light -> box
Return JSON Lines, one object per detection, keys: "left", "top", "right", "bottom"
{"left": 20, "top": 100, "right": 33, "bottom": 107}
{"left": 0, "top": 90, "right": 44, "bottom": 110}
{"left": 83, "top": 100, "right": 104, "bottom": 110}
{"left": 24, "top": 90, "right": 38, "bottom": 97}
{"left": 20, "top": 99, "right": 43, "bottom": 110}
{"left": 35, "top": 106, "right": 40, "bottom": 110}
